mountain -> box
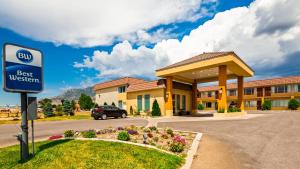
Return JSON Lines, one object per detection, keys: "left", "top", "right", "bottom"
{"left": 52, "top": 87, "right": 95, "bottom": 101}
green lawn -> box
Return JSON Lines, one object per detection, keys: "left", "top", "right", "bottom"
{"left": 0, "top": 115, "right": 91, "bottom": 125}
{"left": 0, "top": 140, "right": 183, "bottom": 169}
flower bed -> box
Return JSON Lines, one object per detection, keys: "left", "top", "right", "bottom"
{"left": 62, "top": 125, "right": 196, "bottom": 155}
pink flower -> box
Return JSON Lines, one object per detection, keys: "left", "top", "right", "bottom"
{"left": 48, "top": 135, "right": 63, "bottom": 140}
{"left": 173, "top": 135, "right": 186, "bottom": 145}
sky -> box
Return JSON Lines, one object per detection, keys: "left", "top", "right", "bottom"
{"left": 0, "top": 0, "right": 300, "bottom": 105}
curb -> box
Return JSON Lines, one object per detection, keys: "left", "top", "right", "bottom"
{"left": 181, "top": 132, "right": 202, "bottom": 169}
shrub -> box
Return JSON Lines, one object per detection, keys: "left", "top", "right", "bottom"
{"left": 169, "top": 142, "right": 184, "bottom": 153}
{"left": 262, "top": 100, "right": 272, "bottom": 110}
{"left": 217, "top": 109, "right": 225, "bottom": 113}
{"left": 117, "top": 126, "right": 124, "bottom": 130}
{"left": 147, "top": 133, "right": 153, "bottom": 138}
{"left": 79, "top": 93, "right": 94, "bottom": 110}
{"left": 228, "top": 107, "right": 241, "bottom": 113}
{"left": 288, "top": 98, "right": 300, "bottom": 110}
{"left": 166, "top": 128, "right": 174, "bottom": 136}
{"left": 148, "top": 126, "right": 157, "bottom": 131}
{"left": 161, "top": 133, "right": 169, "bottom": 139}
{"left": 153, "top": 137, "right": 159, "bottom": 142}
{"left": 112, "top": 102, "right": 116, "bottom": 107}
{"left": 127, "top": 129, "right": 139, "bottom": 135}
{"left": 197, "top": 104, "right": 204, "bottom": 110}
{"left": 173, "top": 135, "right": 186, "bottom": 145}
{"left": 64, "top": 130, "right": 75, "bottom": 138}
{"left": 151, "top": 99, "right": 161, "bottom": 116}
{"left": 117, "top": 131, "right": 130, "bottom": 141}
{"left": 81, "top": 130, "right": 96, "bottom": 138}
{"left": 104, "top": 102, "right": 108, "bottom": 105}
{"left": 130, "top": 106, "right": 133, "bottom": 115}
{"left": 143, "top": 128, "right": 151, "bottom": 133}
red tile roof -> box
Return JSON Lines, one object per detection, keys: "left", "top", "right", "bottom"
{"left": 93, "top": 77, "right": 146, "bottom": 90}
{"left": 127, "top": 80, "right": 165, "bottom": 92}
{"left": 156, "top": 51, "right": 253, "bottom": 72}
{"left": 198, "top": 75, "right": 300, "bottom": 92}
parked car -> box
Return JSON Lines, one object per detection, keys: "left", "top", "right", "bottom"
{"left": 91, "top": 105, "right": 127, "bottom": 120}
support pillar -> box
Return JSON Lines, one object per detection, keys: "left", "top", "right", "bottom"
{"left": 192, "top": 80, "right": 198, "bottom": 114}
{"left": 218, "top": 65, "right": 227, "bottom": 112}
{"left": 237, "top": 76, "right": 244, "bottom": 112}
{"left": 165, "top": 77, "right": 173, "bottom": 116}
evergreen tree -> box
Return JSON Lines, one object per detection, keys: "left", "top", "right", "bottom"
{"left": 151, "top": 99, "right": 161, "bottom": 116}
{"left": 112, "top": 102, "right": 116, "bottom": 107}
{"left": 104, "top": 102, "right": 108, "bottom": 105}
{"left": 63, "top": 100, "right": 72, "bottom": 115}
{"left": 43, "top": 102, "right": 54, "bottom": 117}
{"left": 39, "top": 98, "right": 52, "bottom": 108}
{"left": 79, "top": 93, "right": 94, "bottom": 110}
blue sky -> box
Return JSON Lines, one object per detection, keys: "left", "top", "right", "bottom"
{"left": 0, "top": 0, "right": 299, "bottom": 105}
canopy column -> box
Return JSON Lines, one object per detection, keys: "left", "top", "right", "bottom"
{"left": 237, "top": 76, "right": 245, "bottom": 111}
{"left": 165, "top": 77, "right": 173, "bottom": 116}
{"left": 192, "top": 80, "right": 198, "bottom": 114}
{"left": 218, "top": 65, "right": 227, "bottom": 112}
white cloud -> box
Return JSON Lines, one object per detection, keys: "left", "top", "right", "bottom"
{"left": 75, "top": 0, "right": 300, "bottom": 79}
{"left": 0, "top": 0, "right": 207, "bottom": 47}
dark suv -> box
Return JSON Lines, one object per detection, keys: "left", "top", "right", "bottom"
{"left": 91, "top": 106, "right": 127, "bottom": 120}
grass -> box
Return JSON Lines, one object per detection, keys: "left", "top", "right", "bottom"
{"left": 0, "top": 139, "right": 183, "bottom": 169}
{"left": 0, "top": 114, "right": 91, "bottom": 125}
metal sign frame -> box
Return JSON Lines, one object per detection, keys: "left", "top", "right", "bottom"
{"left": 2, "top": 43, "right": 44, "bottom": 93}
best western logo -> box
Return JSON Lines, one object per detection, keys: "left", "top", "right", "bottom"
{"left": 16, "top": 49, "right": 33, "bottom": 63}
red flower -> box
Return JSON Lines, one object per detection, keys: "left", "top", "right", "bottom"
{"left": 48, "top": 135, "right": 63, "bottom": 140}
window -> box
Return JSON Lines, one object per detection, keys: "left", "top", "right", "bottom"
{"left": 206, "top": 102, "right": 212, "bottom": 108}
{"left": 228, "top": 90, "right": 236, "bottom": 96}
{"left": 118, "top": 100, "right": 123, "bottom": 109}
{"left": 272, "top": 100, "right": 289, "bottom": 107}
{"left": 298, "top": 84, "right": 300, "bottom": 92}
{"left": 182, "top": 95, "right": 186, "bottom": 110}
{"left": 244, "top": 88, "right": 254, "bottom": 95}
{"left": 274, "top": 85, "right": 288, "bottom": 93}
{"left": 207, "top": 92, "right": 212, "bottom": 97}
{"left": 176, "top": 95, "right": 180, "bottom": 110}
{"left": 144, "top": 94, "right": 150, "bottom": 111}
{"left": 137, "top": 95, "right": 142, "bottom": 112}
{"left": 118, "top": 86, "right": 126, "bottom": 93}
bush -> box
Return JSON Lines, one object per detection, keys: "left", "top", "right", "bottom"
{"left": 112, "top": 102, "right": 116, "bottom": 107}
{"left": 148, "top": 126, "right": 157, "bottom": 131}
{"left": 127, "top": 129, "right": 138, "bottom": 135}
{"left": 169, "top": 142, "right": 184, "bottom": 153}
{"left": 147, "top": 133, "right": 153, "bottom": 138}
{"left": 143, "top": 128, "right": 151, "bottom": 133}
{"left": 288, "top": 98, "right": 300, "bottom": 110}
{"left": 104, "top": 102, "right": 108, "bottom": 105}
{"left": 161, "top": 133, "right": 169, "bottom": 139}
{"left": 217, "top": 109, "right": 225, "bottom": 113}
{"left": 166, "top": 128, "right": 174, "bottom": 136}
{"left": 151, "top": 99, "right": 161, "bottom": 116}
{"left": 117, "top": 131, "right": 130, "bottom": 141}
{"left": 64, "top": 130, "right": 75, "bottom": 138}
{"left": 197, "top": 104, "right": 204, "bottom": 110}
{"left": 262, "top": 100, "right": 272, "bottom": 110}
{"left": 153, "top": 137, "right": 159, "bottom": 142}
{"left": 79, "top": 93, "right": 94, "bottom": 110}
{"left": 228, "top": 107, "right": 241, "bottom": 113}
{"left": 81, "top": 130, "right": 96, "bottom": 138}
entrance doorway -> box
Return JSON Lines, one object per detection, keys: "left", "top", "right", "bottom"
{"left": 257, "top": 100, "right": 262, "bottom": 110}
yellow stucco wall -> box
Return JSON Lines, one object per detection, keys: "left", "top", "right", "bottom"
{"left": 95, "top": 87, "right": 118, "bottom": 106}
{"left": 126, "top": 89, "right": 166, "bottom": 115}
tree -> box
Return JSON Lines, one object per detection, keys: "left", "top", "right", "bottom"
{"left": 39, "top": 98, "right": 52, "bottom": 108}
{"left": 79, "top": 93, "right": 94, "bottom": 110}
{"left": 130, "top": 106, "right": 133, "bottom": 115}
{"left": 43, "top": 102, "right": 54, "bottom": 117}
{"left": 197, "top": 104, "right": 204, "bottom": 110}
{"left": 151, "top": 99, "right": 161, "bottom": 116}
{"left": 262, "top": 100, "right": 272, "bottom": 110}
{"left": 71, "top": 100, "right": 76, "bottom": 111}
{"left": 55, "top": 104, "right": 63, "bottom": 116}
{"left": 104, "top": 102, "right": 108, "bottom": 105}
{"left": 288, "top": 98, "right": 300, "bottom": 110}
{"left": 63, "top": 100, "right": 72, "bottom": 115}
{"left": 112, "top": 102, "right": 116, "bottom": 107}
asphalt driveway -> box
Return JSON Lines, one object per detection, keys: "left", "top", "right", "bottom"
{"left": 158, "top": 111, "right": 300, "bottom": 169}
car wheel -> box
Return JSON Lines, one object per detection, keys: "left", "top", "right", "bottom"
{"left": 121, "top": 113, "right": 126, "bottom": 118}
{"left": 101, "top": 114, "right": 107, "bottom": 120}
{"left": 94, "top": 116, "right": 99, "bottom": 120}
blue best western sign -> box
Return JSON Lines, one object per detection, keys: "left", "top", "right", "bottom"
{"left": 2, "top": 43, "right": 43, "bottom": 93}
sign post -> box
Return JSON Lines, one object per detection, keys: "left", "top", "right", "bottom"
{"left": 28, "top": 97, "right": 37, "bottom": 156}
{"left": 2, "top": 43, "right": 43, "bottom": 161}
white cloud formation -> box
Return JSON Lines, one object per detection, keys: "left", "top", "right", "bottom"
{"left": 0, "top": 0, "right": 206, "bottom": 47}
{"left": 75, "top": 0, "right": 300, "bottom": 79}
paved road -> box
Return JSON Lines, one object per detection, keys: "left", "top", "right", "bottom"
{"left": 0, "top": 118, "right": 148, "bottom": 147}
{"left": 158, "top": 111, "right": 300, "bottom": 169}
